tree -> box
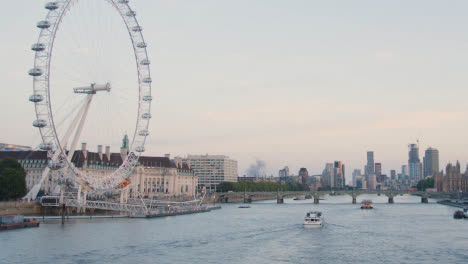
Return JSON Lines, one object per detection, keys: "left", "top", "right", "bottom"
{"left": 415, "top": 177, "right": 434, "bottom": 191}
{"left": 0, "top": 157, "right": 27, "bottom": 200}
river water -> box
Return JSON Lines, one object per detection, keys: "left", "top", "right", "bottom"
{"left": 1, "top": 194, "right": 467, "bottom": 264}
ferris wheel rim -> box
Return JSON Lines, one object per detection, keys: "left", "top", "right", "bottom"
{"left": 29, "top": 0, "right": 152, "bottom": 192}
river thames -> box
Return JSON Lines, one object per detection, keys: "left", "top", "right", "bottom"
{"left": 1, "top": 194, "right": 467, "bottom": 264}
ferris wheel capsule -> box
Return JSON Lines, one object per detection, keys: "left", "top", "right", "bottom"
{"left": 29, "top": 94, "right": 44, "bottom": 102}
{"left": 132, "top": 26, "right": 142, "bottom": 32}
{"left": 141, "top": 113, "right": 152, "bottom": 119}
{"left": 142, "top": 95, "right": 152, "bottom": 101}
{"left": 136, "top": 42, "right": 147, "bottom": 48}
{"left": 29, "top": 68, "right": 43, "bottom": 76}
{"left": 37, "top": 21, "right": 51, "bottom": 29}
{"left": 142, "top": 77, "right": 152, "bottom": 83}
{"left": 140, "top": 59, "right": 150, "bottom": 65}
{"left": 48, "top": 161, "right": 64, "bottom": 170}
{"left": 45, "top": 2, "right": 59, "bottom": 10}
{"left": 39, "top": 142, "right": 54, "bottom": 151}
{"left": 126, "top": 11, "right": 136, "bottom": 17}
{"left": 138, "top": 130, "right": 149, "bottom": 136}
{"left": 118, "top": 0, "right": 129, "bottom": 4}
{"left": 135, "top": 146, "right": 145, "bottom": 152}
{"left": 33, "top": 120, "right": 47, "bottom": 128}
{"left": 31, "top": 43, "right": 46, "bottom": 51}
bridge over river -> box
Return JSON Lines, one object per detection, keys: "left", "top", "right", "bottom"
{"left": 216, "top": 190, "right": 458, "bottom": 204}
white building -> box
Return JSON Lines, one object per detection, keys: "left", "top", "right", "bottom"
{"left": 180, "top": 154, "right": 238, "bottom": 191}
{"left": 0, "top": 145, "right": 198, "bottom": 198}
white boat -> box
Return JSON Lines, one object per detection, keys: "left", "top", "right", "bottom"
{"left": 303, "top": 211, "right": 324, "bottom": 228}
{"left": 294, "top": 195, "right": 306, "bottom": 200}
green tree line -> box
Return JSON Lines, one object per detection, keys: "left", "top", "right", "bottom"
{"left": 216, "top": 181, "right": 308, "bottom": 192}
{"left": 415, "top": 177, "right": 434, "bottom": 191}
{"left": 0, "top": 157, "right": 27, "bottom": 200}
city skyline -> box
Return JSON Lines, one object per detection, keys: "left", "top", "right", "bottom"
{"left": 2, "top": 0, "right": 468, "bottom": 179}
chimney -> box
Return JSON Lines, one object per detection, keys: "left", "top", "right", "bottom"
{"left": 105, "top": 146, "right": 111, "bottom": 160}
{"left": 98, "top": 145, "right": 103, "bottom": 160}
{"left": 165, "top": 154, "right": 170, "bottom": 159}
{"left": 81, "top": 142, "right": 87, "bottom": 159}
{"left": 120, "top": 146, "right": 127, "bottom": 161}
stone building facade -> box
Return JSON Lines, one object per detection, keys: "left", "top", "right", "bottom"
{"left": 434, "top": 161, "right": 468, "bottom": 192}
{"left": 0, "top": 146, "right": 198, "bottom": 198}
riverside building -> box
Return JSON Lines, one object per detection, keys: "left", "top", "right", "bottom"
{"left": 180, "top": 154, "right": 238, "bottom": 191}
{"left": 0, "top": 143, "right": 198, "bottom": 198}
{"left": 434, "top": 161, "right": 468, "bottom": 192}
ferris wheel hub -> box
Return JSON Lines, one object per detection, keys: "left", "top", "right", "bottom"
{"left": 73, "top": 82, "right": 111, "bottom": 94}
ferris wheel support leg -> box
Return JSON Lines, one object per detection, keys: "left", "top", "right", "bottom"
{"left": 77, "top": 184, "right": 82, "bottom": 202}
{"left": 61, "top": 96, "right": 92, "bottom": 151}
{"left": 119, "top": 189, "right": 130, "bottom": 205}
{"left": 23, "top": 167, "right": 52, "bottom": 201}
{"left": 59, "top": 185, "right": 65, "bottom": 204}
{"left": 67, "top": 94, "right": 94, "bottom": 162}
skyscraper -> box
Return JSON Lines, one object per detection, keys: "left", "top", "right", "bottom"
{"left": 423, "top": 147, "right": 439, "bottom": 178}
{"left": 366, "top": 151, "right": 374, "bottom": 175}
{"left": 278, "top": 166, "right": 290, "bottom": 177}
{"left": 375, "top": 163, "right": 382, "bottom": 176}
{"left": 408, "top": 143, "right": 422, "bottom": 181}
{"left": 299, "top": 168, "right": 309, "bottom": 186}
{"left": 401, "top": 165, "right": 408, "bottom": 177}
{"left": 334, "top": 161, "right": 345, "bottom": 188}
{"left": 322, "top": 163, "right": 334, "bottom": 187}
{"left": 352, "top": 169, "right": 362, "bottom": 187}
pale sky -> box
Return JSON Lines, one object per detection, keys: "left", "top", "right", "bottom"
{"left": 2, "top": 0, "right": 468, "bottom": 182}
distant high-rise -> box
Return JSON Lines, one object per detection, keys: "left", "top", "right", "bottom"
{"left": 375, "top": 163, "right": 382, "bottom": 176}
{"left": 299, "top": 168, "right": 309, "bottom": 186}
{"left": 279, "top": 166, "right": 290, "bottom": 177}
{"left": 390, "top": 170, "right": 396, "bottom": 180}
{"left": 334, "top": 161, "right": 345, "bottom": 188}
{"left": 352, "top": 169, "right": 361, "bottom": 187}
{"left": 374, "top": 162, "right": 382, "bottom": 182}
{"left": 366, "top": 151, "right": 374, "bottom": 175}
{"left": 401, "top": 165, "right": 408, "bottom": 177}
{"left": 423, "top": 147, "right": 439, "bottom": 178}
{"left": 322, "top": 163, "right": 334, "bottom": 187}
{"left": 408, "top": 143, "right": 422, "bottom": 181}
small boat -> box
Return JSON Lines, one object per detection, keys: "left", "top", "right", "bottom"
{"left": 238, "top": 205, "right": 250, "bottom": 208}
{"left": 294, "top": 195, "right": 306, "bottom": 200}
{"left": 454, "top": 210, "right": 465, "bottom": 219}
{"left": 305, "top": 195, "right": 312, "bottom": 199}
{"left": 0, "top": 215, "right": 40, "bottom": 230}
{"left": 361, "top": 200, "right": 373, "bottom": 209}
{"left": 304, "top": 211, "right": 324, "bottom": 228}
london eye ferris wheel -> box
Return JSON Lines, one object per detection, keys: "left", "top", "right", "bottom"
{"left": 27, "top": 0, "right": 152, "bottom": 199}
